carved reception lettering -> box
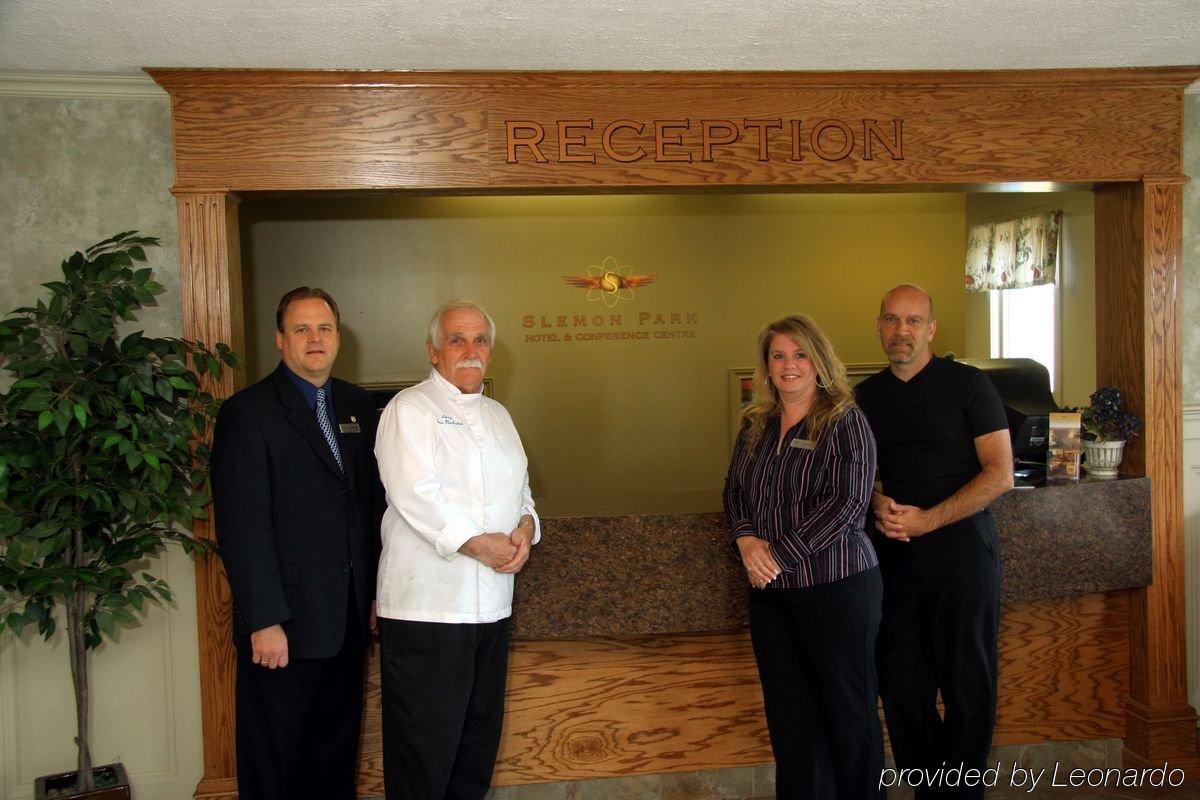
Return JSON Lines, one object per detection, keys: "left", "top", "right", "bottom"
{"left": 603, "top": 120, "right": 646, "bottom": 162}
{"left": 505, "top": 117, "right": 904, "bottom": 164}
{"left": 557, "top": 119, "right": 595, "bottom": 164}
{"left": 654, "top": 120, "right": 692, "bottom": 163}
{"left": 700, "top": 119, "right": 738, "bottom": 162}
{"left": 744, "top": 118, "right": 783, "bottom": 162}
{"left": 810, "top": 119, "right": 855, "bottom": 161}
{"left": 506, "top": 121, "right": 549, "bottom": 163}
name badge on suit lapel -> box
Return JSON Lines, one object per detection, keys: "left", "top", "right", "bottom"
{"left": 339, "top": 415, "right": 361, "bottom": 434}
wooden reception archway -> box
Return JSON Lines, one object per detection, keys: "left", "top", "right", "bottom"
{"left": 148, "top": 67, "right": 1200, "bottom": 798}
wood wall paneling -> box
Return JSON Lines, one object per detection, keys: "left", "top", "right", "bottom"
{"left": 143, "top": 69, "right": 1200, "bottom": 796}
{"left": 167, "top": 88, "right": 491, "bottom": 191}
{"left": 174, "top": 191, "right": 244, "bottom": 798}
{"left": 1095, "top": 179, "right": 1198, "bottom": 773}
{"left": 991, "top": 594, "right": 1129, "bottom": 745}
{"left": 147, "top": 69, "right": 1199, "bottom": 192}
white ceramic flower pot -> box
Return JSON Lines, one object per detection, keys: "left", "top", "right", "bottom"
{"left": 1083, "top": 440, "right": 1125, "bottom": 478}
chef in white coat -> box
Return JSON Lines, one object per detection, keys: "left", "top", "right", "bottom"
{"left": 374, "top": 299, "right": 539, "bottom": 800}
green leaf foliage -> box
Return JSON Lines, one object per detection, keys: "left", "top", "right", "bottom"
{"left": 0, "top": 233, "right": 242, "bottom": 651}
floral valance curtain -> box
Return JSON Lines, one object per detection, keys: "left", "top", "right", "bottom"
{"left": 964, "top": 210, "right": 1062, "bottom": 292}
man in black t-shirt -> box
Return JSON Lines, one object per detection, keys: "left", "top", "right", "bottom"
{"left": 855, "top": 284, "right": 1013, "bottom": 800}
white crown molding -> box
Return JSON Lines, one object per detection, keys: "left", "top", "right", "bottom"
{"left": 0, "top": 71, "right": 165, "bottom": 99}
{"left": 0, "top": 69, "right": 1194, "bottom": 96}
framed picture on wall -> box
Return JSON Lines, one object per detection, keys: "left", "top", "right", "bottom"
{"left": 729, "top": 368, "right": 756, "bottom": 447}
{"left": 363, "top": 377, "right": 494, "bottom": 410}
{"left": 728, "top": 363, "right": 887, "bottom": 450}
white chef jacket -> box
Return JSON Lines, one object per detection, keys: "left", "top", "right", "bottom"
{"left": 375, "top": 368, "right": 540, "bottom": 623}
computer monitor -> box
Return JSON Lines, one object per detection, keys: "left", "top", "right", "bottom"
{"left": 956, "top": 357, "right": 1058, "bottom": 476}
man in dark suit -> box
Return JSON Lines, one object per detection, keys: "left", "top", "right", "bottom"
{"left": 212, "top": 286, "right": 384, "bottom": 800}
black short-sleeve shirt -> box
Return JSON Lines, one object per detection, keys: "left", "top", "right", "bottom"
{"left": 855, "top": 356, "right": 1008, "bottom": 510}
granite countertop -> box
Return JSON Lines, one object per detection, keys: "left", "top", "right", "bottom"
{"left": 509, "top": 477, "right": 1152, "bottom": 640}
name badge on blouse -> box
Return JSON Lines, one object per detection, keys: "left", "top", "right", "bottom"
{"left": 790, "top": 438, "right": 816, "bottom": 450}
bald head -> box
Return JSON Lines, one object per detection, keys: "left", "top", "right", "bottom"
{"left": 877, "top": 283, "right": 937, "bottom": 378}
{"left": 880, "top": 283, "right": 934, "bottom": 320}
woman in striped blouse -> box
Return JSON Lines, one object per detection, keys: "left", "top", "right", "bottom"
{"left": 724, "top": 314, "right": 883, "bottom": 800}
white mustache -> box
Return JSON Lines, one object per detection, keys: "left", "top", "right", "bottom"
{"left": 456, "top": 357, "right": 484, "bottom": 369}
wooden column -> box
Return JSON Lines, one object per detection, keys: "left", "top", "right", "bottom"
{"left": 174, "top": 190, "right": 244, "bottom": 800}
{"left": 1095, "top": 178, "right": 1198, "bottom": 773}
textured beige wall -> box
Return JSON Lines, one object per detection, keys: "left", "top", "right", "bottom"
{"left": 0, "top": 97, "right": 180, "bottom": 337}
{"left": 242, "top": 193, "right": 967, "bottom": 513}
{"left": 0, "top": 93, "right": 202, "bottom": 800}
{"left": 1184, "top": 91, "right": 1199, "bottom": 407}
{"left": 963, "top": 191, "right": 1096, "bottom": 409}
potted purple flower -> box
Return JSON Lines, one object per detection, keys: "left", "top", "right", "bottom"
{"left": 1076, "top": 386, "right": 1142, "bottom": 478}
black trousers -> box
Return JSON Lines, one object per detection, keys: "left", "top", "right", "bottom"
{"left": 379, "top": 618, "right": 510, "bottom": 800}
{"left": 234, "top": 588, "right": 365, "bottom": 800}
{"left": 749, "top": 567, "right": 885, "bottom": 800}
{"left": 876, "top": 511, "right": 1001, "bottom": 800}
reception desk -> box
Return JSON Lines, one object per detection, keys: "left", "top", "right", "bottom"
{"left": 511, "top": 477, "right": 1152, "bottom": 639}
{"left": 354, "top": 478, "right": 1151, "bottom": 792}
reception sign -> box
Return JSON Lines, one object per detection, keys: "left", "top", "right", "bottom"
{"left": 151, "top": 69, "right": 1194, "bottom": 192}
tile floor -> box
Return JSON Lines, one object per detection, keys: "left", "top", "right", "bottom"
{"left": 889, "top": 781, "right": 1200, "bottom": 799}
{"left": 367, "top": 738, "right": 1200, "bottom": 799}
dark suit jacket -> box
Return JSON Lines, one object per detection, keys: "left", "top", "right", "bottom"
{"left": 212, "top": 363, "right": 384, "bottom": 660}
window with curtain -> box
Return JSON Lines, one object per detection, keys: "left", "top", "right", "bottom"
{"left": 964, "top": 210, "right": 1062, "bottom": 291}
{"left": 966, "top": 209, "right": 1064, "bottom": 395}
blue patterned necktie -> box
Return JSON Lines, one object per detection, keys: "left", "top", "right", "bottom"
{"left": 315, "top": 387, "right": 343, "bottom": 472}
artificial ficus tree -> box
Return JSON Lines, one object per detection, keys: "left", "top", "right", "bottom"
{"left": 0, "top": 232, "right": 238, "bottom": 793}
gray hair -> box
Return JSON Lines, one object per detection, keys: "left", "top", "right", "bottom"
{"left": 427, "top": 299, "right": 497, "bottom": 346}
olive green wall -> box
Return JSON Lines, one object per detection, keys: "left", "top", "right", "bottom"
{"left": 242, "top": 193, "right": 967, "bottom": 513}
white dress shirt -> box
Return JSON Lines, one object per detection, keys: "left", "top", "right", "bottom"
{"left": 375, "top": 368, "right": 540, "bottom": 623}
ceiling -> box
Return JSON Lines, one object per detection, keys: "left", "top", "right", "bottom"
{"left": 0, "top": 0, "right": 1197, "bottom": 78}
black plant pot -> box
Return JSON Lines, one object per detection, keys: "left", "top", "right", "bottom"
{"left": 34, "top": 762, "right": 131, "bottom": 800}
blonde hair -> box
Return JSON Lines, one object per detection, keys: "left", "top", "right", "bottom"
{"left": 741, "top": 315, "right": 856, "bottom": 447}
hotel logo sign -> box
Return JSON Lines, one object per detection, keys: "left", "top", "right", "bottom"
{"left": 562, "top": 256, "right": 657, "bottom": 308}
{"left": 522, "top": 258, "right": 699, "bottom": 345}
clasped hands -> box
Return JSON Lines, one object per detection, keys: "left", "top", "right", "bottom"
{"left": 736, "top": 536, "right": 781, "bottom": 590}
{"left": 872, "top": 492, "right": 934, "bottom": 542}
{"left": 458, "top": 520, "right": 534, "bottom": 573}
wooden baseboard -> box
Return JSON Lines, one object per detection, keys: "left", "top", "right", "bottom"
{"left": 1123, "top": 699, "right": 1200, "bottom": 777}
{"left": 194, "top": 776, "right": 238, "bottom": 800}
